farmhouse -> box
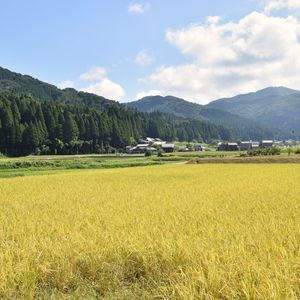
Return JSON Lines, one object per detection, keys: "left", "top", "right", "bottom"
{"left": 128, "top": 144, "right": 157, "bottom": 154}
{"left": 240, "top": 141, "right": 260, "bottom": 151}
{"left": 152, "top": 141, "right": 166, "bottom": 147}
{"left": 274, "top": 141, "right": 285, "bottom": 147}
{"left": 218, "top": 142, "right": 239, "bottom": 151}
{"left": 240, "top": 141, "right": 252, "bottom": 151}
{"left": 194, "top": 144, "right": 205, "bottom": 151}
{"left": 127, "top": 137, "right": 172, "bottom": 153}
{"left": 252, "top": 141, "right": 260, "bottom": 149}
{"left": 260, "top": 140, "right": 274, "bottom": 148}
{"left": 162, "top": 143, "right": 175, "bottom": 153}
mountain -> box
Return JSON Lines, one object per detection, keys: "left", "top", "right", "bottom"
{"left": 0, "top": 66, "right": 119, "bottom": 109}
{"left": 207, "top": 87, "right": 300, "bottom": 138}
{"left": 0, "top": 67, "right": 237, "bottom": 156}
{"left": 128, "top": 95, "right": 273, "bottom": 140}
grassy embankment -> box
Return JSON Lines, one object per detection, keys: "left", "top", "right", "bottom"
{"left": 1, "top": 148, "right": 300, "bottom": 178}
{"left": 0, "top": 151, "right": 235, "bottom": 178}
{"left": 0, "top": 164, "right": 299, "bottom": 299}
{"left": 0, "top": 156, "right": 163, "bottom": 178}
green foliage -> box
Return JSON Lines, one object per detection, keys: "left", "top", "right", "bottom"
{"left": 0, "top": 66, "right": 273, "bottom": 156}
{"left": 157, "top": 149, "right": 164, "bottom": 157}
{"left": 0, "top": 66, "right": 116, "bottom": 109}
{"left": 128, "top": 95, "right": 274, "bottom": 140}
{"left": 247, "top": 147, "right": 281, "bottom": 156}
{"left": 0, "top": 93, "right": 232, "bottom": 156}
{"left": 208, "top": 87, "right": 300, "bottom": 138}
{"left": 145, "top": 149, "right": 153, "bottom": 157}
{"left": 295, "top": 148, "right": 300, "bottom": 155}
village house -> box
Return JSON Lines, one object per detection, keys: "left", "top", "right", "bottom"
{"left": 240, "top": 141, "right": 260, "bottom": 151}
{"left": 274, "top": 141, "right": 285, "bottom": 147}
{"left": 127, "top": 143, "right": 157, "bottom": 154}
{"left": 218, "top": 142, "right": 239, "bottom": 151}
{"left": 127, "top": 137, "right": 172, "bottom": 154}
{"left": 260, "top": 140, "right": 274, "bottom": 148}
{"left": 161, "top": 143, "right": 175, "bottom": 153}
{"left": 194, "top": 144, "right": 205, "bottom": 151}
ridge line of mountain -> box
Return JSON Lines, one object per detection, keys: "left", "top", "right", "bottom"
{"left": 2, "top": 65, "right": 299, "bottom": 140}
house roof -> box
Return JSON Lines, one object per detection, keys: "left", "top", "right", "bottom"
{"left": 262, "top": 140, "right": 273, "bottom": 143}
{"left": 152, "top": 141, "right": 166, "bottom": 146}
{"left": 162, "top": 143, "right": 175, "bottom": 148}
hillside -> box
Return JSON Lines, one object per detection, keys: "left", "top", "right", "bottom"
{"left": 0, "top": 67, "right": 240, "bottom": 156}
{"left": 207, "top": 87, "right": 300, "bottom": 138}
{"left": 0, "top": 92, "right": 237, "bottom": 156}
{"left": 128, "top": 96, "right": 273, "bottom": 140}
{"left": 0, "top": 66, "right": 119, "bottom": 109}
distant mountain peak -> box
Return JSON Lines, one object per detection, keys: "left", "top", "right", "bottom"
{"left": 251, "top": 86, "right": 300, "bottom": 97}
{"left": 127, "top": 94, "right": 274, "bottom": 140}
{"left": 207, "top": 86, "right": 300, "bottom": 138}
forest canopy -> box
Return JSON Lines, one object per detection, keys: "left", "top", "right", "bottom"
{"left": 0, "top": 93, "right": 233, "bottom": 156}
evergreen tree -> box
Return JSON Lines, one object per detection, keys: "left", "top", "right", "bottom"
{"left": 63, "top": 111, "right": 79, "bottom": 143}
{"left": 0, "top": 92, "right": 236, "bottom": 156}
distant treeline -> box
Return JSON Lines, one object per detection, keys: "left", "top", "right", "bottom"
{"left": 0, "top": 93, "right": 234, "bottom": 156}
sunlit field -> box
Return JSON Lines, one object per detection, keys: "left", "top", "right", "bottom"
{"left": 0, "top": 164, "right": 299, "bottom": 299}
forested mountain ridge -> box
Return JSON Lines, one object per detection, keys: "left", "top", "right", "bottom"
{"left": 128, "top": 95, "right": 274, "bottom": 140}
{"left": 0, "top": 66, "right": 119, "bottom": 109}
{"left": 0, "top": 66, "right": 257, "bottom": 156}
{"left": 207, "top": 87, "right": 300, "bottom": 138}
{"left": 1, "top": 66, "right": 291, "bottom": 157}
{"left": 0, "top": 92, "right": 235, "bottom": 156}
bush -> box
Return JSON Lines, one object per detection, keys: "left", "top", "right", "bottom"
{"left": 145, "top": 150, "right": 153, "bottom": 157}
{"left": 247, "top": 147, "right": 281, "bottom": 157}
{"left": 295, "top": 148, "right": 300, "bottom": 155}
{"left": 157, "top": 150, "right": 164, "bottom": 157}
{"left": 268, "top": 147, "right": 281, "bottom": 156}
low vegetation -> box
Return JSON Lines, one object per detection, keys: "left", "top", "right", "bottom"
{"left": 0, "top": 164, "right": 299, "bottom": 298}
{"left": 247, "top": 147, "right": 281, "bottom": 156}
{"left": 295, "top": 148, "right": 300, "bottom": 155}
{"left": 0, "top": 156, "right": 169, "bottom": 178}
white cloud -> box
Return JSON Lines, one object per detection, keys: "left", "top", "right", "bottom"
{"left": 81, "top": 79, "right": 125, "bottom": 100}
{"left": 134, "top": 50, "right": 154, "bottom": 67}
{"left": 57, "top": 80, "right": 75, "bottom": 89}
{"left": 135, "top": 89, "right": 163, "bottom": 100}
{"left": 128, "top": 2, "right": 150, "bottom": 14}
{"left": 79, "top": 67, "right": 107, "bottom": 81}
{"left": 145, "top": 11, "right": 300, "bottom": 103}
{"left": 264, "top": 0, "right": 300, "bottom": 12}
{"left": 206, "top": 16, "right": 222, "bottom": 24}
{"left": 80, "top": 67, "right": 125, "bottom": 100}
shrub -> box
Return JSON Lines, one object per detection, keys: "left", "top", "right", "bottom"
{"left": 157, "top": 150, "right": 164, "bottom": 157}
{"left": 295, "top": 148, "right": 300, "bottom": 155}
{"left": 145, "top": 150, "right": 153, "bottom": 157}
{"left": 247, "top": 147, "right": 281, "bottom": 157}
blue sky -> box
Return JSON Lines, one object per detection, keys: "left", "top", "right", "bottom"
{"left": 1, "top": 0, "right": 300, "bottom": 103}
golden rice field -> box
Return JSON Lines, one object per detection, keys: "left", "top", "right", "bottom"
{"left": 0, "top": 164, "right": 300, "bottom": 299}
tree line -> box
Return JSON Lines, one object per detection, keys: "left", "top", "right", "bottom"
{"left": 0, "top": 93, "right": 234, "bottom": 156}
